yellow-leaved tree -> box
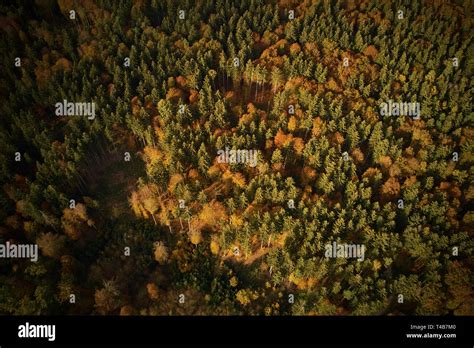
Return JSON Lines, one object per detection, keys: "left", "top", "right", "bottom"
{"left": 154, "top": 241, "right": 169, "bottom": 264}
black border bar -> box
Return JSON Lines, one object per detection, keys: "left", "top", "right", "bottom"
{"left": 0, "top": 315, "right": 472, "bottom": 346}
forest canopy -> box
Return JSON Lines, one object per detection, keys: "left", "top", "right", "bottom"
{"left": 0, "top": 0, "right": 473, "bottom": 316}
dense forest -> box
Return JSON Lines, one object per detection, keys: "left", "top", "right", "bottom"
{"left": 0, "top": 0, "right": 473, "bottom": 316}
